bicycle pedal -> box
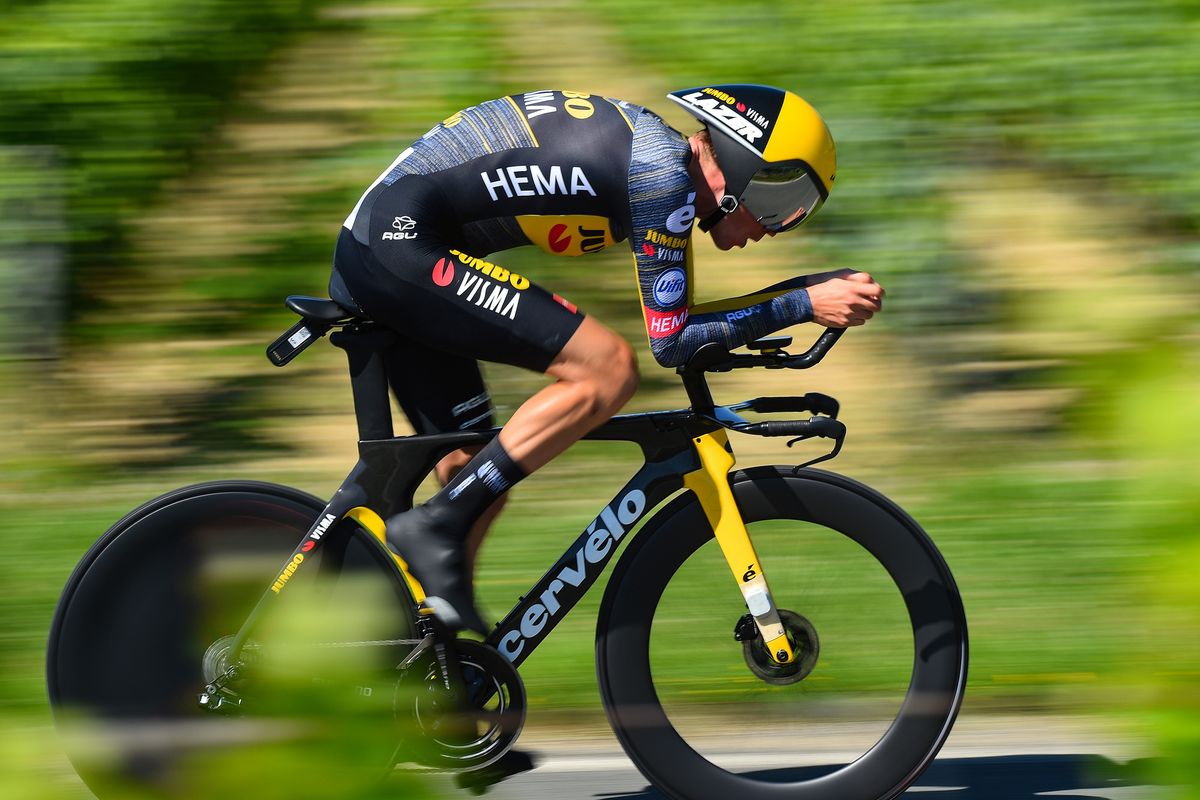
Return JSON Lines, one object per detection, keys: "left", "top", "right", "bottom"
{"left": 454, "top": 749, "right": 536, "bottom": 795}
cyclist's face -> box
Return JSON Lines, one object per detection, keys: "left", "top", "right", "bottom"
{"left": 708, "top": 205, "right": 773, "bottom": 251}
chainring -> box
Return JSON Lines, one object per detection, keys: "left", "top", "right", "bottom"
{"left": 406, "top": 640, "right": 526, "bottom": 771}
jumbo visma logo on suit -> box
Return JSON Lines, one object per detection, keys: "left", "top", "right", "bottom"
{"left": 432, "top": 249, "right": 530, "bottom": 321}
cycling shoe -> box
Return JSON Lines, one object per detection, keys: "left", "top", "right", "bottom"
{"left": 385, "top": 506, "right": 489, "bottom": 636}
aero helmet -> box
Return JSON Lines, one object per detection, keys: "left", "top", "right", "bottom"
{"left": 667, "top": 84, "right": 836, "bottom": 233}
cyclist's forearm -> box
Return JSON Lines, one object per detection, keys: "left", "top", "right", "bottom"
{"left": 688, "top": 270, "right": 844, "bottom": 315}
{"left": 756, "top": 268, "right": 858, "bottom": 295}
{"left": 649, "top": 287, "right": 812, "bottom": 368}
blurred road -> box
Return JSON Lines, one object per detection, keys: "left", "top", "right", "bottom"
{"left": 423, "top": 715, "right": 1166, "bottom": 799}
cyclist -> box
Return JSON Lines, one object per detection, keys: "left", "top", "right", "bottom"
{"left": 329, "top": 85, "right": 883, "bottom": 636}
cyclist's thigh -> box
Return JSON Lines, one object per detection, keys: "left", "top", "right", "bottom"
{"left": 333, "top": 177, "right": 585, "bottom": 375}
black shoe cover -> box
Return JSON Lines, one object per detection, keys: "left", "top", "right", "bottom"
{"left": 385, "top": 506, "right": 489, "bottom": 636}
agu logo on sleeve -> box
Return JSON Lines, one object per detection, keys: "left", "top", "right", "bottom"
{"left": 652, "top": 268, "right": 686, "bottom": 307}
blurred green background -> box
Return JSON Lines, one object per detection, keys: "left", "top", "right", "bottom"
{"left": 2, "top": 0, "right": 1197, "bottom": 797}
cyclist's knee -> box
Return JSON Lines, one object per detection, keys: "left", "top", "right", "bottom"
{"left": 606, "top": 338, "right": 640, "bottom": 409}
{"left": 579, "top": 335, "right": 638, "bottom": 418}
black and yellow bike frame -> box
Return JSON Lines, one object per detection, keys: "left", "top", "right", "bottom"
{"left": 231, "top": 322, "right": 815, "bottom": 668}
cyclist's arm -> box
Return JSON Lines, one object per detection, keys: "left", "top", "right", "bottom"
{"left": 634, "top": 240, "right": 813, "bottom": 368}
{"left": 625, "top": 112, "right": 812, "bottom": 368}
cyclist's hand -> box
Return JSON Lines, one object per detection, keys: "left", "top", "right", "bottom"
{"left": 807, "top": 272, "right": 885, "bottom": 328}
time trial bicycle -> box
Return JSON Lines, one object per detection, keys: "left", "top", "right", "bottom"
{"left": 48, "top": 294, "right": 968, "bottom": 800}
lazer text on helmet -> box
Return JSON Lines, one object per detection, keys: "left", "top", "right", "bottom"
{"left": 680, "top": 92, "right": 763, "bottom": 144}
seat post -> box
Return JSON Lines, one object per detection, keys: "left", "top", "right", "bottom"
{"left": 330, "top": 324, "right": 398, "bottom": 441}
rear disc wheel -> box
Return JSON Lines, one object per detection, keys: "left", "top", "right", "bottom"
{"left": 48, "top": 482, "right": 416, "bottom": 798}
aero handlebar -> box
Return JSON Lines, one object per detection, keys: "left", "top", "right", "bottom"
{"left": 679, "top": 327, "right": 846, "bottom": 375}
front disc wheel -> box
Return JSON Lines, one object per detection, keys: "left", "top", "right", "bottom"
{"left": 597, "top": 468, "right": 968, "bottom": 800}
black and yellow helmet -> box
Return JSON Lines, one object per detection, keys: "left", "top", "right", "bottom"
{"left": 667, "top": 84, "right": 836, "bottom": 233}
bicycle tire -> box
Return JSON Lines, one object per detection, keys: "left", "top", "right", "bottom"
{"left": 47, "top": 480, "right": 416, "bottom": 798}
{"left": 596, "top": 466, "right": 968, "bottom": 800}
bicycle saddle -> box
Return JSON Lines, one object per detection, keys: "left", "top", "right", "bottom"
{"left": 285, "top": 295, "right": 362, "bottom": 322}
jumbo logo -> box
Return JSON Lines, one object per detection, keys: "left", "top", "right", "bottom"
{"left": 271, "top": 554, "right": 305, "bottom": 594}
{"left": 498, "top": 489, "right": 648, "bottom": 661}
{"left": 646, "top": 229, "right": 687, "bottom": 250}
{"left": 448, "top": 249, "right": 530, "bottom": 290}
{"left": 703, "top": 88, "right": 770, "bottom": 130}
{"left": 432, "top": 258, "right": 455, "bottom": 287}
{"left": 681, "top": 91, "right": 764, "bottom": 144}
{"left": 515, "top": 215, "right": 614, "bottom": 257}
{"left": 522, "top": 90, "right": 597, "bottom": 121}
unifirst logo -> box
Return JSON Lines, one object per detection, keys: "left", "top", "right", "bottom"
{"left": 652, "top": 268, "right": 686, "bottom": 307}
{"left": 497, "top": 489, "right": 647, "bottom": 661}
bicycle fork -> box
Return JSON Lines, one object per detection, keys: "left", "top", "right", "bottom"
{"left": 683, "top": 430, "right": 796, "bottom": 665}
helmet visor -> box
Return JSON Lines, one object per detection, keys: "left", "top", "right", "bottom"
{"left": 740, "top": 163, "right": 826, "bottom": 233}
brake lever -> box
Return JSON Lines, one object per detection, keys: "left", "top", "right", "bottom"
{"left": 787, "top": 416, "right": 846, "bottom": 470}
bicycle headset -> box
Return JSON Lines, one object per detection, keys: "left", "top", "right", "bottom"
{"left": 667, "top": 84, "right": 836, "bottom": 234}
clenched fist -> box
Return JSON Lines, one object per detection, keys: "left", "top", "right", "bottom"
{"left": 807, "top": 272, "right": 885, "bottom": 328}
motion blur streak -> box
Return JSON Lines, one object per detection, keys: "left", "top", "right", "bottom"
{"left": 1, "top": 0, "right": 1196, "bottom": 797}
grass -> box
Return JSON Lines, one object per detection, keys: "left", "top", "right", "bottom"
{"left": 1, "top": 439, "right": 1146, "bottom": 714}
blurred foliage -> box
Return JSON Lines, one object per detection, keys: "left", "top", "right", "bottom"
{"left": 1, "top": 0, "right": 1198, "bottom": 797}
{"left": 0, "top": 0, "right": 320, "bottom": 322}
{"left": 36, "top": 578, "right": 437, "bottom": 799}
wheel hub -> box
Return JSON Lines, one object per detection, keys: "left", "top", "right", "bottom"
{"left": 736, "top": 609, "right": 820, "bottom": 686}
